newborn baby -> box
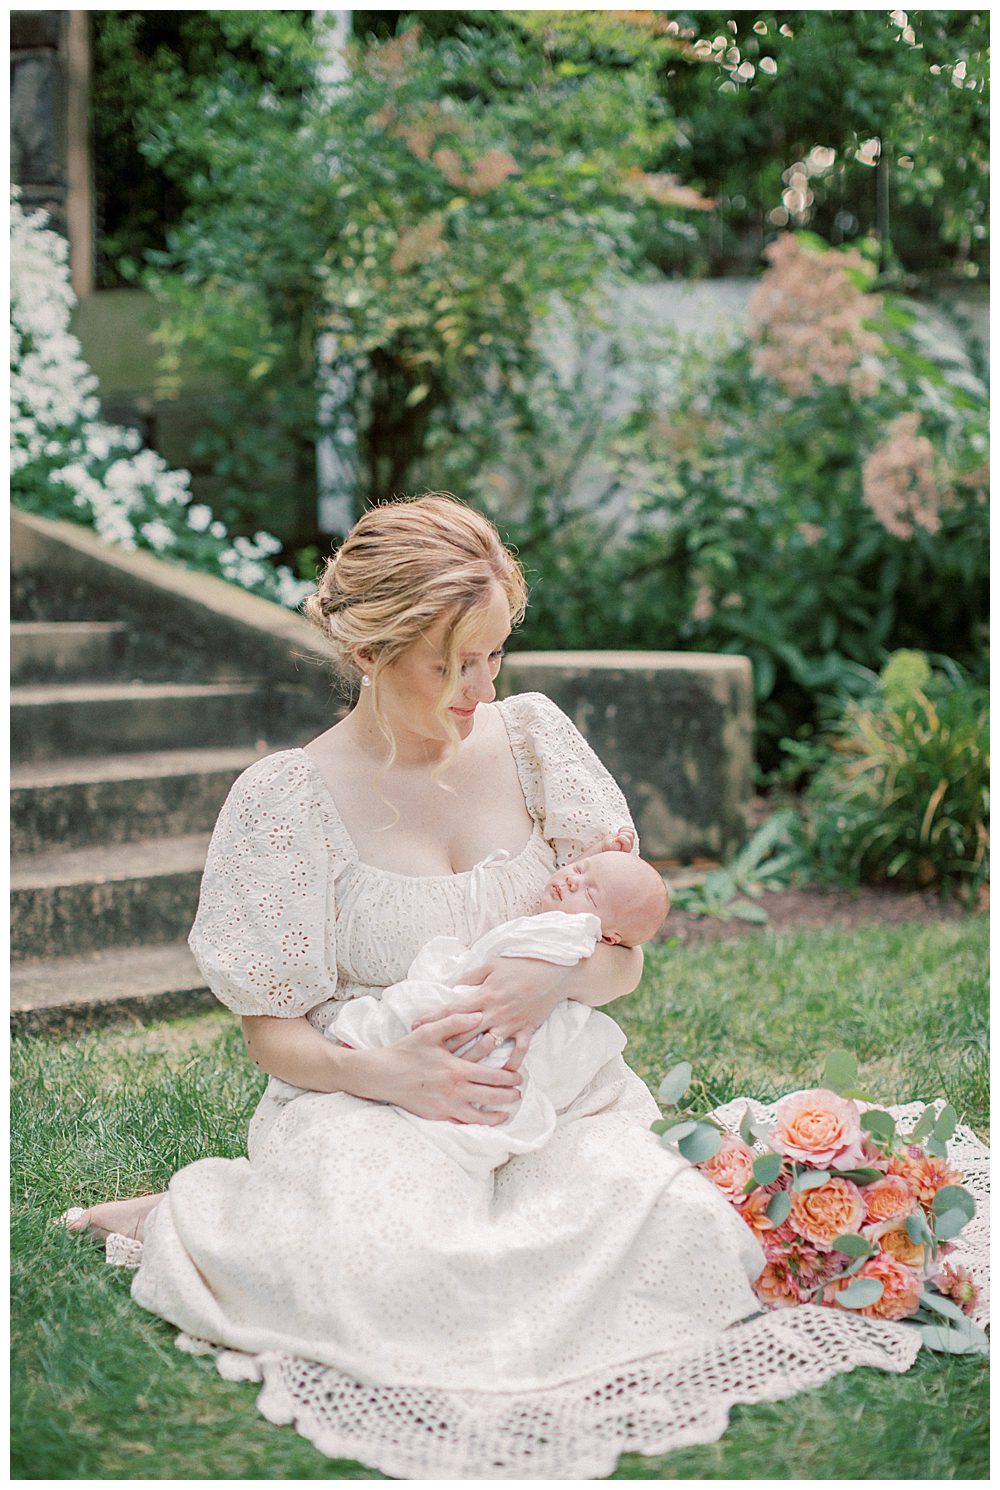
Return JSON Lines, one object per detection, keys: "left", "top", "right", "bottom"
{"left": 327, "top": 835, "right": 669, "bottom": 1181}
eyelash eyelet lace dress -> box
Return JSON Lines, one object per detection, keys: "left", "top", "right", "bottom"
{"left": 128, "top": 692, "right": 930, "bottom": 1479}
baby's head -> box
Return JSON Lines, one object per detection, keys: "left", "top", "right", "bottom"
{"left": 537, "top": 851, "right": 669, "bottom": 948}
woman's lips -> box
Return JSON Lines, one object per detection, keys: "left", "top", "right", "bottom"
{"left": 450, "top": 706, "right": 476, "bottom": 716}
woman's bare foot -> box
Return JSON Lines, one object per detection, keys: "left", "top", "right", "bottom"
{"left": 60, "top": 1193, "right": 163, "bottom": 1245}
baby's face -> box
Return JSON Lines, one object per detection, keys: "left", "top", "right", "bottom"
{"left": 537, "top": 852, "right": 646, "bottom": 944}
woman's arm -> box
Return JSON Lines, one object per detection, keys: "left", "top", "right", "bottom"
{"left": 241, "top": 1011, "right": 523, "bottom": 1122}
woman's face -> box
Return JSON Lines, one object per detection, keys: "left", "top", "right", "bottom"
{"left": 369, "top": 585, "right": 512, "bottom": 748}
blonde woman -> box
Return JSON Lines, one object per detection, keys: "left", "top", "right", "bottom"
{"left": 64, "top": 496, "right": 904, "bottom": 1478}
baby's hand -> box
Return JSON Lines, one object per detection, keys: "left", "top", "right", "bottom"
{"left": 579, "top": 825, "right": 635, "bottom": 857}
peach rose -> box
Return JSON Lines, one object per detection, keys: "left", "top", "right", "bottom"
{"left": 890, "top": 1152, "right": 964, "bottom": 1208}
{"left": 824, "top": 1254, "right": 922, "bottom": 1321}
{"left": 770, "top": 1089, "right": 866, "bottom": 1170}
{"left": 699, "top": 1133, "right": 756, "bottom": 1204}
{"left": 867, "top": 1220, "right": 928, "bottom": 1272}
{"left": 789, "top": 1177, "right": 865, "bottom": 1250}
{"left": 934, "top": 1262, "right": 980, "bottom": 1316}
{"left": 861, "top": 1174, "right": 915, "bottom": 1226}
{"left": 754, "top": 1260, "right": 801, "bottom": 1309}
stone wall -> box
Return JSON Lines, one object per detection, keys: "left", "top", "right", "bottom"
{"left": 499, "top": 651, "right": 754, "bottom": 865}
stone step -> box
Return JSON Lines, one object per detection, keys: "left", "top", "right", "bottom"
{"left": 11, "top": 834, "right": 209, "bottom": 962}
{"left": 10, "top": 680, "right": 273, "bottom": 762}
{"left": 10, "top": 942, "right": 216, "bottom": 1036}
{"left": 10, "top": 620, "right": 129, "bottom": 682}
{"left": 10, "top": 744, "right": 271, "bottom": 853}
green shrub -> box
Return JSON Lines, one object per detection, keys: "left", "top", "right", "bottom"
{"left": 795, "top": 652, "right": 988, "bottom": 897}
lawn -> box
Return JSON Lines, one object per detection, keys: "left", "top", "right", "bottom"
{"left": 11, "top": 915, "right": 988, "bottom": 1479}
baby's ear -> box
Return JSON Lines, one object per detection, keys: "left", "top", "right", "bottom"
{"left": 601, "top": 930, "right": 623, "bottom": 946}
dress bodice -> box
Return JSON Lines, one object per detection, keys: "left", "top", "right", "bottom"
{"left": 189, "top": 691, "right": 637, "bottom": 1034}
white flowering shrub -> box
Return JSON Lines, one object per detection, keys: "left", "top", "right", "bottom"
{"left": 10, "top": 195, "right": 313, "bottom": 610}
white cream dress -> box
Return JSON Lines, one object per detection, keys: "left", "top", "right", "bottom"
{"left": 129, "top": 692, "right": 925, "bottom": 1478}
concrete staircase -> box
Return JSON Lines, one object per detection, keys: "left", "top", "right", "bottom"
{"left": 10, "top": 513, "right": 335, "bottom": 1035}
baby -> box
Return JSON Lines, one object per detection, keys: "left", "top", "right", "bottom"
{"left": 327, "top": 833, "right": 669, "bottom": 1181}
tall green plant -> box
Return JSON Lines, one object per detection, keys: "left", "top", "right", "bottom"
{"left": 135, "top": 13, "right": 704, "bottom": 539}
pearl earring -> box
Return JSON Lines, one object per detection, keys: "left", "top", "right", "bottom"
{"left": 361, "top": 674, "right": 371, "bottom": 687}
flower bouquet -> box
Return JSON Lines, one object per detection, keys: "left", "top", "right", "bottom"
{"left": 653, "top": 1051, "right": 988, "bottom": 1355}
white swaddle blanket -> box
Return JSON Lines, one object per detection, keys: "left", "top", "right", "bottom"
{"left": 327, "top": 871, "right": 627, "bottom": 1180}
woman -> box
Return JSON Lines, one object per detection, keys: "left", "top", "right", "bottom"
{"left": 68, "top": 495, "right": 918, "bottom": 1478}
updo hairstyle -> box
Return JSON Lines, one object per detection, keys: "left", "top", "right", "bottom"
{"left": 305, "top": 493, "right": 527, "bottom": 766}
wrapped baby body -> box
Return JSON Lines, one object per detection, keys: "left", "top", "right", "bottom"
{"left": 327, "top": 910, "right": 627, "bottom": 1181}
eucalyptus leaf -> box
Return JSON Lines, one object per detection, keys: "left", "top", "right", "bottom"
{"left": 838, "top": 1088, "right": 874, "bottom": 1101}
{"left": 792, "top": 1168, "right": 831, "bottom": 1192}
{"left": 835, "top": 1277, "right": 884, "bottom": 1309}
{"left": 932, "top": 1185, "right": 975, "bottom": 1221}
{"left": 932, "top": 1207, "right": 969, "bottom": 1242}
{"left": 920, "top": 1289, "right": 986, "bottom": 1341}
{"left": 846, "top": 1256, "right": 868, "bottom": 1275}
{"left": 860, "top": 1109, "right": 896, "bottom": 1141}
{"left": 919, "top": 1323, "right": 986, "bottom": 1356}
{"left": 822, "top": 1050, "right": 858, "bottom": 1092}
{"left": 660, "top": 1120, "right": 697, "bottom": 1146}
{"left": 832, "top": 1167, "right": 884, "bottom": 1184}
{"left": 766, "top": 1190, "right": 791, "bottom": 1224}
{"left": 932, "top": 1104, "right": 957, "bottom": 1142}
{"left": 905, "top": 1211, "right": 934, "bottom": 1246}
{"left": 677, "top": 1122, "right": 724, "bottom": 1165}
{"left": 926, "top": 1136, "right": 949, "bottom": 1159}
{"left": 738, "top": 1105, "right": 757, "bottom": 1146}
{"left": 907, "top": 1106, "right": 938, "bottom": 1143}
{"left": 650, "top": 1119, "right": 670, "bottom": 1136}
{"left": 752, "top": 1153, "right": 784, "bottom": 1186}
{"left": 658, "top": 1061, "right": 693, "bottom": 1106}
{"left": 831, "top": 1232, "right": 874, "bottom": 1258}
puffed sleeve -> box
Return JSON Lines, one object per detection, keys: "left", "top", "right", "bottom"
{"left": 188, "top": 750, "right": 341, "bottom": 1017}
{"left": 501, "top": 691, "right": 639, "bottom": 868}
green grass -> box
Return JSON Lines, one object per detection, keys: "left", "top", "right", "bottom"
{"left": 11, "top": 916, "right": 988, "bottom": 1479}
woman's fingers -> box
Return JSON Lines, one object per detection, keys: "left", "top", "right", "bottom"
{"left": 503, "top": 1029, "right": 532, "bottom": 1073}
{"left": 412, "top": 1011, "right": 483, "bottom": 1041}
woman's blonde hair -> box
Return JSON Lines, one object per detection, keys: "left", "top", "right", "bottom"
{"left": 305, "top": 493, "right": 527, "bottom": 771}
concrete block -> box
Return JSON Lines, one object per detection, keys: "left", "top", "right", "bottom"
{"left": 11, "top": 621, "right": 128, "bottom": 682}
{"left": 499, "top": 651, "right": 753, "bottom": 863}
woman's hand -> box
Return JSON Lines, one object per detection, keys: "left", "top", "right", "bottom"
{"left": 348, "top": 1012, "right": 524, "bottom": 1125}
{"left": 414, "top": 957, "right": 571, "bottom": 1073}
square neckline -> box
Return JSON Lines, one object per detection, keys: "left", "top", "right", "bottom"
{"left": 293, "top": 698, "right": 544, "bottom": 883}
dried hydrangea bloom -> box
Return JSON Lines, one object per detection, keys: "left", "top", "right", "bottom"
{"left": 748, "top": 234, "right": 884, "bottom": 399}
{"left": 861, "top": 412, "right": 950, "bottom": 539}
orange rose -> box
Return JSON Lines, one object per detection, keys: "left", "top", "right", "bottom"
{"left": 789, "top": 1177, "right": 865, "bottom": 1250}
{"left": 861, "top": 1174, "right": 915, "bottom": 1226}
{"left": 699, "top": 1133, "right": 756, "bottom": 1204}
{"left": 869, "top": 1220, "right": 928, "bottom": 1272}
{"left": 770, "top": 1088, "right": 866, "bottom": 1169}
{"left": 742, "top": 1186, "right": 791, "bottom": 1237}
{"left": 824, "top": 1254, "right": 922, "bottom": 1321}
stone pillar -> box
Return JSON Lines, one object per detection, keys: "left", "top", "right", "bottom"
{"left": 498, "top": 651, "right": 754, "bottom": 865}
{"left": 10, "top": 9, "right": 93, "bottom": 297}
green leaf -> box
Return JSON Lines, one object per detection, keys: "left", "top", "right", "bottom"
{"left": 907, "top": 1106, "right": 938, "bottom": 1143}
{"left": 905, "top": 1210, "right": 934, "bottom": 1246}
{"left": 649, "top": 1119, "right": 670, "bottom": 1136}
{"left": 838, "top": 1088, "right": 874, "bottom": 1101}
{"left": 822, "top": 1050, "right": 859, "bottom": 1092}
{"left": 831, "top": 1232, "right": 874, "bottom": 1258}
{"left": 926, "top": 1136, "right": 949, "bottom": 1159}
{"left": 932, "top": 1104, "right": 958, "bottom": 1142}
{"left": 933, "top": 1207, "right": 969, "bottom": 1242}
{"left": 738, "top": 1104, "right": 757, "bottom": 1146}
{"left": 752, "top": 1153, "right": 784, "bottom": 1186}
{"left": 835, "top": 1277, "right": 884, "bottom": 1309}
{"left": 931, "top": 1185, "right": 975, "bottom": 1222}
{"left": 919, "top": 1323, "right": 988, "bottom": 1356}
{"left": 658, "top": 1061, "right": 693, "bottom": 1105}
{"left": 919, "top": 1289, "right": 986, "bottom": 1342}
{"left": 792, "top": 1168, "right": 831, "bottom": 1192}
{"left": 832, "top": 1168, "right": 884, "bottom": 1184}
{"left": 677, "top": 1122, "right": 724, "bottom": 1164}
{"left": 860, "top": 1109, "right": 896, "bottom": 1142}
{"left": 660, "top": 1119, "right": 697, "bottom": 1146}
{"left": 766, "top": 1190, "right": 791, "bottom": 1224}
{"left": 404, "top": 383, "right": 430, "bottom": 407}
{"left": 726, "top": 900, "right": 769, "bottom": 924}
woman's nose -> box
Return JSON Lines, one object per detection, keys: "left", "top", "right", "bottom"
{"left": 462, "top": 661, "right": 496, "bottom": 703}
